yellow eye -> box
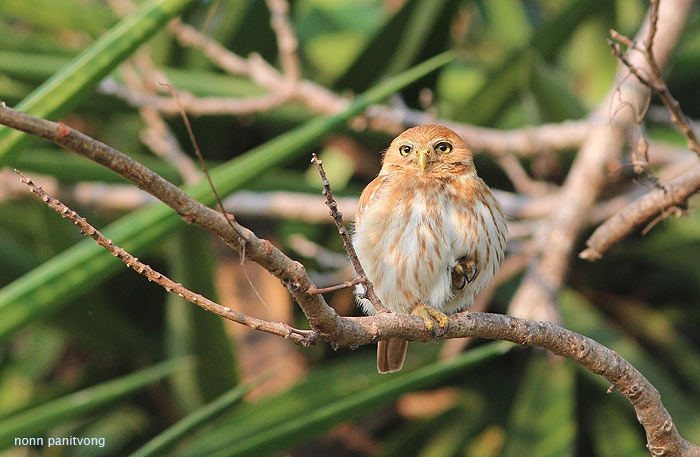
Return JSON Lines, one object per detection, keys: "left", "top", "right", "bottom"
{"left": 399, "top": 145, "right": 412, "bottom": 156}
{"left": 435, "top": 141, "right": 452, "bottom": 154}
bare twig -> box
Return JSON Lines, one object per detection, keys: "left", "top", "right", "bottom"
{"left": 163, "top": 82, "right": 238, "bottom": 230}
{"left": 307, "top": 279, "right": 363, "bottom": 295}
{"left": 265, "top": 0, "right": 301, "bottom": 81}
{"left": 120, "top": 52, "right": 202, "bottom": 184}
{"left": 310, "top": 153, "right": 389, "bottom": 314}
{"left": 580, "top": 164, "right": 699, "bottom": 260}
{"left": 582, "top": 0, "right": 700, "bottom": 259}
{"left": 508, "top": 0, "right": 693, "bottom": 321}
{"left": 15, "top": 170, "right": 315, "bottom": 345}
{"left": 608, "top": 33, "right": 700, "bottom": 158}
{"left": 3, "top": 102, "right": 699, "bottom": 457}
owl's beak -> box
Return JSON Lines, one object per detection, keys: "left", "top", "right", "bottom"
{"left": 417, "top": 149, "right": 430, "bottom": 172}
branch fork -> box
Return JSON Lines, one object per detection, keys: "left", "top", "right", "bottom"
{"left": 4, "top": 101, "right": 699, "bottom": 457}
{"left": 581, "top": 0, "right": 700, "bottom": 260}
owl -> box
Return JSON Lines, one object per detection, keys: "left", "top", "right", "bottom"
{"left": 353, "top": 125, "right": 507, "bottom": 373}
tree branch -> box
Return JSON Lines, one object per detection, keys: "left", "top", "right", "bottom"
{"left": 0, "top": 103, "right": 343, "bottom": 336}
{"left": 15, "top": 170, "right": 316, "bottom": 345}
{"left": 582, "top": 0, "right": 700, "bottom": 260}
{"left": 310, "top": 153, "right": 388, "bottom": 314}
{"left": 508, "top": 0, "right": 693, "bottom": 321}
{"left": 3, "top": 101, "right": 699, "bottom": 456}
{"left": 581, "top": 164, "right": 699, "bottom": 260}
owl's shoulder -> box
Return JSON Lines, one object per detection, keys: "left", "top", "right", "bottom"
{"left": 356, "top": 174, "right": 389, "bottom": 222}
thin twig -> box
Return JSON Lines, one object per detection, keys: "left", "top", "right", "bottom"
{"left": 310, "top": 153, "right": 389, "bottom": 314}
{"left": 120, "top": 51, "right": 201, "bottom": 184}
{"left": 307, "top": 279, "right": 363, "bottom": 295}
{"left": 609, "top": 2, "right": 700, "bottom": 159}
{"left": 3, "top": 103, "right": 699, "bottom": 457}
{"left": 0, "top": 103, "right": 342, "bottom": 335}
{"left": 15, "top": 170, "right": 316, "bottom": 346}
{"left": 583, "top": 1, "right": 700, "bottom": 259}
{"left": 265, "top": 0, "right": 301, "bottom": 81}
{"left": 162, "top": 82, "right": 238, "bottom": 229}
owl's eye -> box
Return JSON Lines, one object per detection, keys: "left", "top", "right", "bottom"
{"left": 435, "top": 141, "right": 452, "bottom": 154}
{"left": 399, "top": 145, "right": 412, "bottom": 156}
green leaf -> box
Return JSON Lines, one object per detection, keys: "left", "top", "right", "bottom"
{"left": 333, "top": 0, "right": 458, "bottom": 92}
{"left": 501, "top": 353, "right": 576, "bottom": 457}
{"left": 0, "top": 0, "right": 196, "bottom": 166}
{"left": 560, "top": 289, "right": 700, "bottom": 441}
{"left": 166, "top": 227, "right": 238, "bottom": 412}
{"left": 0, "top": 51, "right": 454, "bottom": 342}
{"left": 0, "top": 358, "right": 192, "bottom": 448}
{"left": 176, "top": 342, "right": 513, "bottom": 457}
{"left": 128, "top": 378, "right": 262, "bottom": 457}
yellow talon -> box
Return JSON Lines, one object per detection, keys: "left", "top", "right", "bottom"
{"left": 411, "top": 303, "right": 450, "bottom": 337}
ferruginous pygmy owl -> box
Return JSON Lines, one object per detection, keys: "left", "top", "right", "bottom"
{"left": 353, "top": 125, "right": 507, "bottom": 373}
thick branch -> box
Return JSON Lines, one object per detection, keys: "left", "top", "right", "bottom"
{"left": 330, "top": 310, "right": 700, "bottom": 457}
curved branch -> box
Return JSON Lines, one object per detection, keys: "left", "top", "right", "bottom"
{"left": 326, "top": 310, "right": 700, "bottom": 457}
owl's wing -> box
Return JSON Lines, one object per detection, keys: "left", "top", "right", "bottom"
{"left": 356, "top": 175, "right": 387, "bottom": 226}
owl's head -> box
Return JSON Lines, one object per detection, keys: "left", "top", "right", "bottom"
{"left": 382, "top": 125, "right": 475, "bottom": 175}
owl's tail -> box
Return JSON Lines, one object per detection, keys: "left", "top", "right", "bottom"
{"left": 377, "top": 338, "right": 408, "bottom": 373}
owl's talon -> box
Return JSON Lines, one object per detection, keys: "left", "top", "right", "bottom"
{"left": 452, "top": 256, "right": 478, "bottom": 290}
{"left": 411, "top": 304, "right": 450, "bottom": 338}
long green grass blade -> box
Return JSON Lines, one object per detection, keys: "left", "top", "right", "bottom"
{"left": 501, "top": 354, "right": 576, "bottom": 457}
{"left": 166, "top": 227, "right": 238, "bottom": 412}
{"left": 0, "top": 51, "right": 454, "bottom": 342}
{"left": 0, "top": 0, "right": 196, "bottom": 166}
{"left": 0, "top": 358, "right": 192, "bottom": 448}
{"left": 560, "top": 289, "right": 700, "bottom": 439}
{"left": 334, "top": 0, "right": 457, "bottom": 91}
{"left": 177, "top": 341, "right": 513, "bottom": 457}
{"left": 128, "top": 377, "right": 262, "bottom": 457}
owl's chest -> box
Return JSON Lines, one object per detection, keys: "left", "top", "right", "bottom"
{"left": 363, "top": 178, "right": 468, "bottom": 253}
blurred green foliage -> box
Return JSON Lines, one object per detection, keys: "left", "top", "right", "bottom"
{"left": 0, "top": 0, "right": 699, "bottom": 456}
